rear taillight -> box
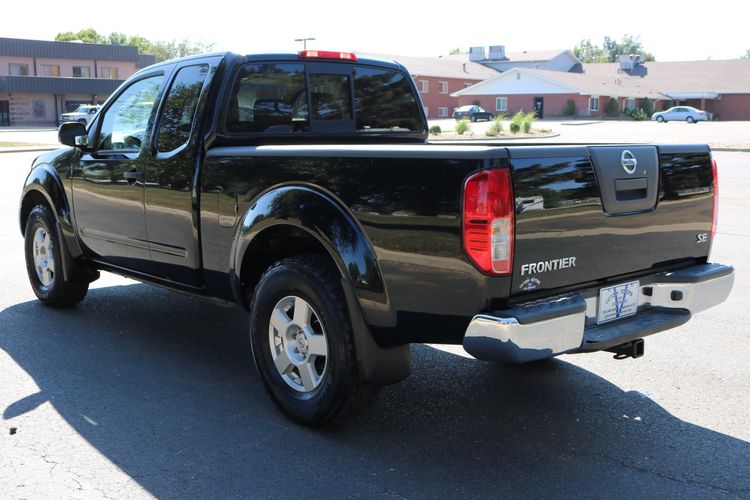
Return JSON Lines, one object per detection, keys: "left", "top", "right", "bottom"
{"left": 463, "top": 169, "right": 514, "bottom": 275}
{"left": 299, "top": 50, "right": 358, "bottom": 61}
{"left": 711, "top": 158, "right": 719, "bottom": 239}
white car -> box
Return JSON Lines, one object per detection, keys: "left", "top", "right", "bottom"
{"left": 59, "top": 105, "right": 101, "bottom": 126}
{"left": 652, "top": 106, "right": 711, "bottom": 123}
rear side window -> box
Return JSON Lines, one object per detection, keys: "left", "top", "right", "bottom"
{"left": 156, "top": 64, "right": 209, "bottom": 152}
{"left": 353, "top": 67, "right": 422, "bottom": 132}
{"left": 226, "top": 63, "right": 309, "bottom": 133}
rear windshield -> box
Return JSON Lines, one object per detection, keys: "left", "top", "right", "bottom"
{"left": 224, "top": 62, "right": 423, "bottom": 134}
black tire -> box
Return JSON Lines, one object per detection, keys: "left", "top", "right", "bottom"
{"left": 656, "top": 116, "right": 665, "bottom": 122}
{"left": 686, "top": 116, "right": 695, "bottom": 123}
{"left": 250, "top": 254, "right": 378, "bottom": 425}
{"left": 470, "top": 115, "right": 477, "bottom": 122}
{"left": 24, "top": 205, "right": 89, "bottom": 307}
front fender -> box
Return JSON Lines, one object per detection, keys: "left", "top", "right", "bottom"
{"left": 231, "top": 184, "right": 385, "bottom": 301}
{"left": 20, "top": 156, "right": 84, "bottom": 280}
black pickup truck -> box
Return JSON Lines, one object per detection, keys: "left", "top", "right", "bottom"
{"left": 20, "top": 50, "right": 734, "bottom": 424}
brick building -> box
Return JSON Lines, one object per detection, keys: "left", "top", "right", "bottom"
{"left": 366, "top": 53, "right": 498, "bottom": 119}
{"left": 453, "top": 56, "right": 750, "bottom": 120}
{"left": 0, "top": 37, "right": 155, "bottom": 126}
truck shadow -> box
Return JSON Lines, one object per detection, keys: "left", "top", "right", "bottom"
{"left": 1, "top": 284, "right": 748, "bottom": 497}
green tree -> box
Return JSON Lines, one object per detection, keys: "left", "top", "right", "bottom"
{"left": 54, "top": 30, "right": 215, "bottom": 63}
{"left": 148, "top": 39, "right": 215, "bottom": 62}
{"left": 55, "top": 28, "right": 106, "bottom": 44}
{"left": 743, "top": 49, "right": 750, "bottom": 59}
{"left": 606, "top": 97, "right": 619, "bottom": 115}
{"left": 574, "top": 39, "right": 605, "bottom": 63}
{"left": 576, "top": 35, "right": 655, "bottom": 63}
{"left": 448, "top": 47, "right": 461, "bottom": 55}
{"left": 641, "top": 98, "right": 653, "bottom": 115}
{"left": 107, "top": 32, "right": 128, "bottom": 45}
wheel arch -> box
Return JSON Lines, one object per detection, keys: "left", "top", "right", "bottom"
{"left": 20, "top": 165, "right": 84, "bottom": 281}
{"left": 232, "top": 184, "right": 409, "bottom": 385}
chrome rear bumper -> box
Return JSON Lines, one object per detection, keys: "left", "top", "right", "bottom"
{"left": 463, "top": 263, "right": 734, "bottom": 363}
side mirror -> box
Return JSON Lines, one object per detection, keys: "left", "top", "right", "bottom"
{"left": 58, "top": 122, "right": 88, "bottom": 148}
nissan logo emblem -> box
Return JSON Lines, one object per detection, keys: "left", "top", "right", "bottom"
{"left": 621, "top": 150, "right": 638, "bottom": 175}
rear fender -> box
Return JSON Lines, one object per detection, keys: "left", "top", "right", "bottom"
{"left": 231, "top": 185, "right": 410, "bottom": 385}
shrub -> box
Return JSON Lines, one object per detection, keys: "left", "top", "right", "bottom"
{"left": 521, "top": 111, "right": 536, "bottom": 133}
{"left": 455, "top": 119, "right": 471, "bottom": 135}
{"left": 625, "top": 108, "right": 648, "bottom": 121}
{"left": 510, "top": 110, "right": 525, "bottom": 134}
{"left": 485, "top": 114, "right": 505, "bottom": 136}
{"left": 606, "top": 97, "right": 619, "bottom": 115}
{"left": 429, "top": 125, "right": 442, "bottom": 135}
{"left": 564, "top": 99, "right": 576, "bottom": 116}
{"left": 641, "top": 98, "right": 653, "bottom": 115}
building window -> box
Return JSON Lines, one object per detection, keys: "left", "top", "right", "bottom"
{"left": 101, "top": 67, "right": 119, "bottom": 79}
{"left": 496, "top": 97, "right": 508, "bottom": 112}
{"left": 73, "top": 66, "right": 91, "bottom": 78}
{"left": 9, "top": 63, "right": 29, "bottom": 76}
{"left": 589, "top": 96, "right": 600, "bottom": 111}
{"left": 626, "top": 98, "right": 636, "bottom": 110}
{"left": 438, "top": 107, "right": 449, "bottom": 117}
{"left": 438, "top": 81, "right": 448, "bottom": 94}
{"left": 418, "top": 80, "right": 428, "bottom": 93}
{"left": 40, "top": 64, "right": 60, "bottom": 77}
{"left": 423, "top": 106, "right": 429, "bottom": 117}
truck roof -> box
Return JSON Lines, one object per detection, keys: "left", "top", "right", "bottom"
{"left": 139, "top": 51, "right": 405, "bottom": 73}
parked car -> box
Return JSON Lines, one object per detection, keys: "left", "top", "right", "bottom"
{"left": 59, "top": 104, "right": 101, "bottom": 126}
{"left": 453, "top": 105, "right": 493, "bottom": 122}
{"left": 21, "top": 50, "right": 733, "bottom": 425}
{"left": 652, "top": 106, "right": 711, "bottom": 123}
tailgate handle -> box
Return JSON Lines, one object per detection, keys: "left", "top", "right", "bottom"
{"left": 615, "top": 177, "right": 647, "bottom": 201}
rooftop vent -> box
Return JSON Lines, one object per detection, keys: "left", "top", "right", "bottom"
{"left": 488, "top": 45, "right": 506, "bottom": 60}
{"left": 469, "top": 46, "right": 486, "bottom": 62}
{"left": 619, "top": 54, "right": 644, "bottom": 70}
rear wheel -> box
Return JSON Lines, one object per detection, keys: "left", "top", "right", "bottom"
{"left": 249, "top": 254, "right": 378, "bottom": 425}
{"left": 24, "top": 205, "right": 89, "bottom": 307}
{"left": 470, "top": 115, "right": 477, "bottom": 122}
{"left": 686, "top": 116, "right": 695, "bottom": 123}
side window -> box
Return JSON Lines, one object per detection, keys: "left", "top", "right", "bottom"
{"left": 353, "top": 66, "right": 422, "bottom": 131}
{"left": 97, "top": 75, "right": 163, "bottom": 151}
{"left": 156, "top": 64, "right": 209, "bottom": 152}
{"left": 225, "top": 63, "right": 308, "bottom": 133}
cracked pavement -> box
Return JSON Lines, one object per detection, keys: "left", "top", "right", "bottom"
{"left": 1, "top": 151, "right": 748, "bottom": 498}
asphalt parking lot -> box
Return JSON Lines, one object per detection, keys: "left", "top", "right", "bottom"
{"left": 0, "top": 150, "right": 748, "bottom": 498}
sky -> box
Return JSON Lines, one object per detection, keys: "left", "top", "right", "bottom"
{"left": 4, "top": 0, "right": 748, "bottom": 61}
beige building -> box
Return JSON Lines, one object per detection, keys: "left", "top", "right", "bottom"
{"left": 0, "top": 37, "right": 155, "bottom": 126}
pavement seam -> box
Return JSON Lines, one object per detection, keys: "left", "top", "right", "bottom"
{"left": 600, "top": 452, "right": 747, "bottom": 496}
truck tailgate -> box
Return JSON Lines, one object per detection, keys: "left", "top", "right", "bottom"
{"left": 509, "top": 145, "right": 714, "bottom": 296}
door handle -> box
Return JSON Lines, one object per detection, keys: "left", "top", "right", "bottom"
{"left": 123, "top": 169, "right": 140, "bottom": 185}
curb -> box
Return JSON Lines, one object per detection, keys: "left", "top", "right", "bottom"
{"left": 430, "top": 132, "right": 560, "bottom": 142}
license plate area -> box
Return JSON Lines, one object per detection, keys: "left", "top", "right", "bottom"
{"left": 597, "top": 280, "right": 640, "bottom": 324}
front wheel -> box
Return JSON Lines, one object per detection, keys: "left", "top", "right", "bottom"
{"left": 686, "top": 116, "right": 695, "bottom": 123}
{"left": 656, "top": 116, "right": 665, "bottom": 122}
{"left": 249, "top": 255, "right": 378, "bottom": 425}
{"left": 24, "top": 205, "right": 89, "bottom": 307}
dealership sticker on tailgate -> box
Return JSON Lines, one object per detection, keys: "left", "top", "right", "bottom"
{"left": 597, "top": 281, "right": 639, "bottom": 324}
